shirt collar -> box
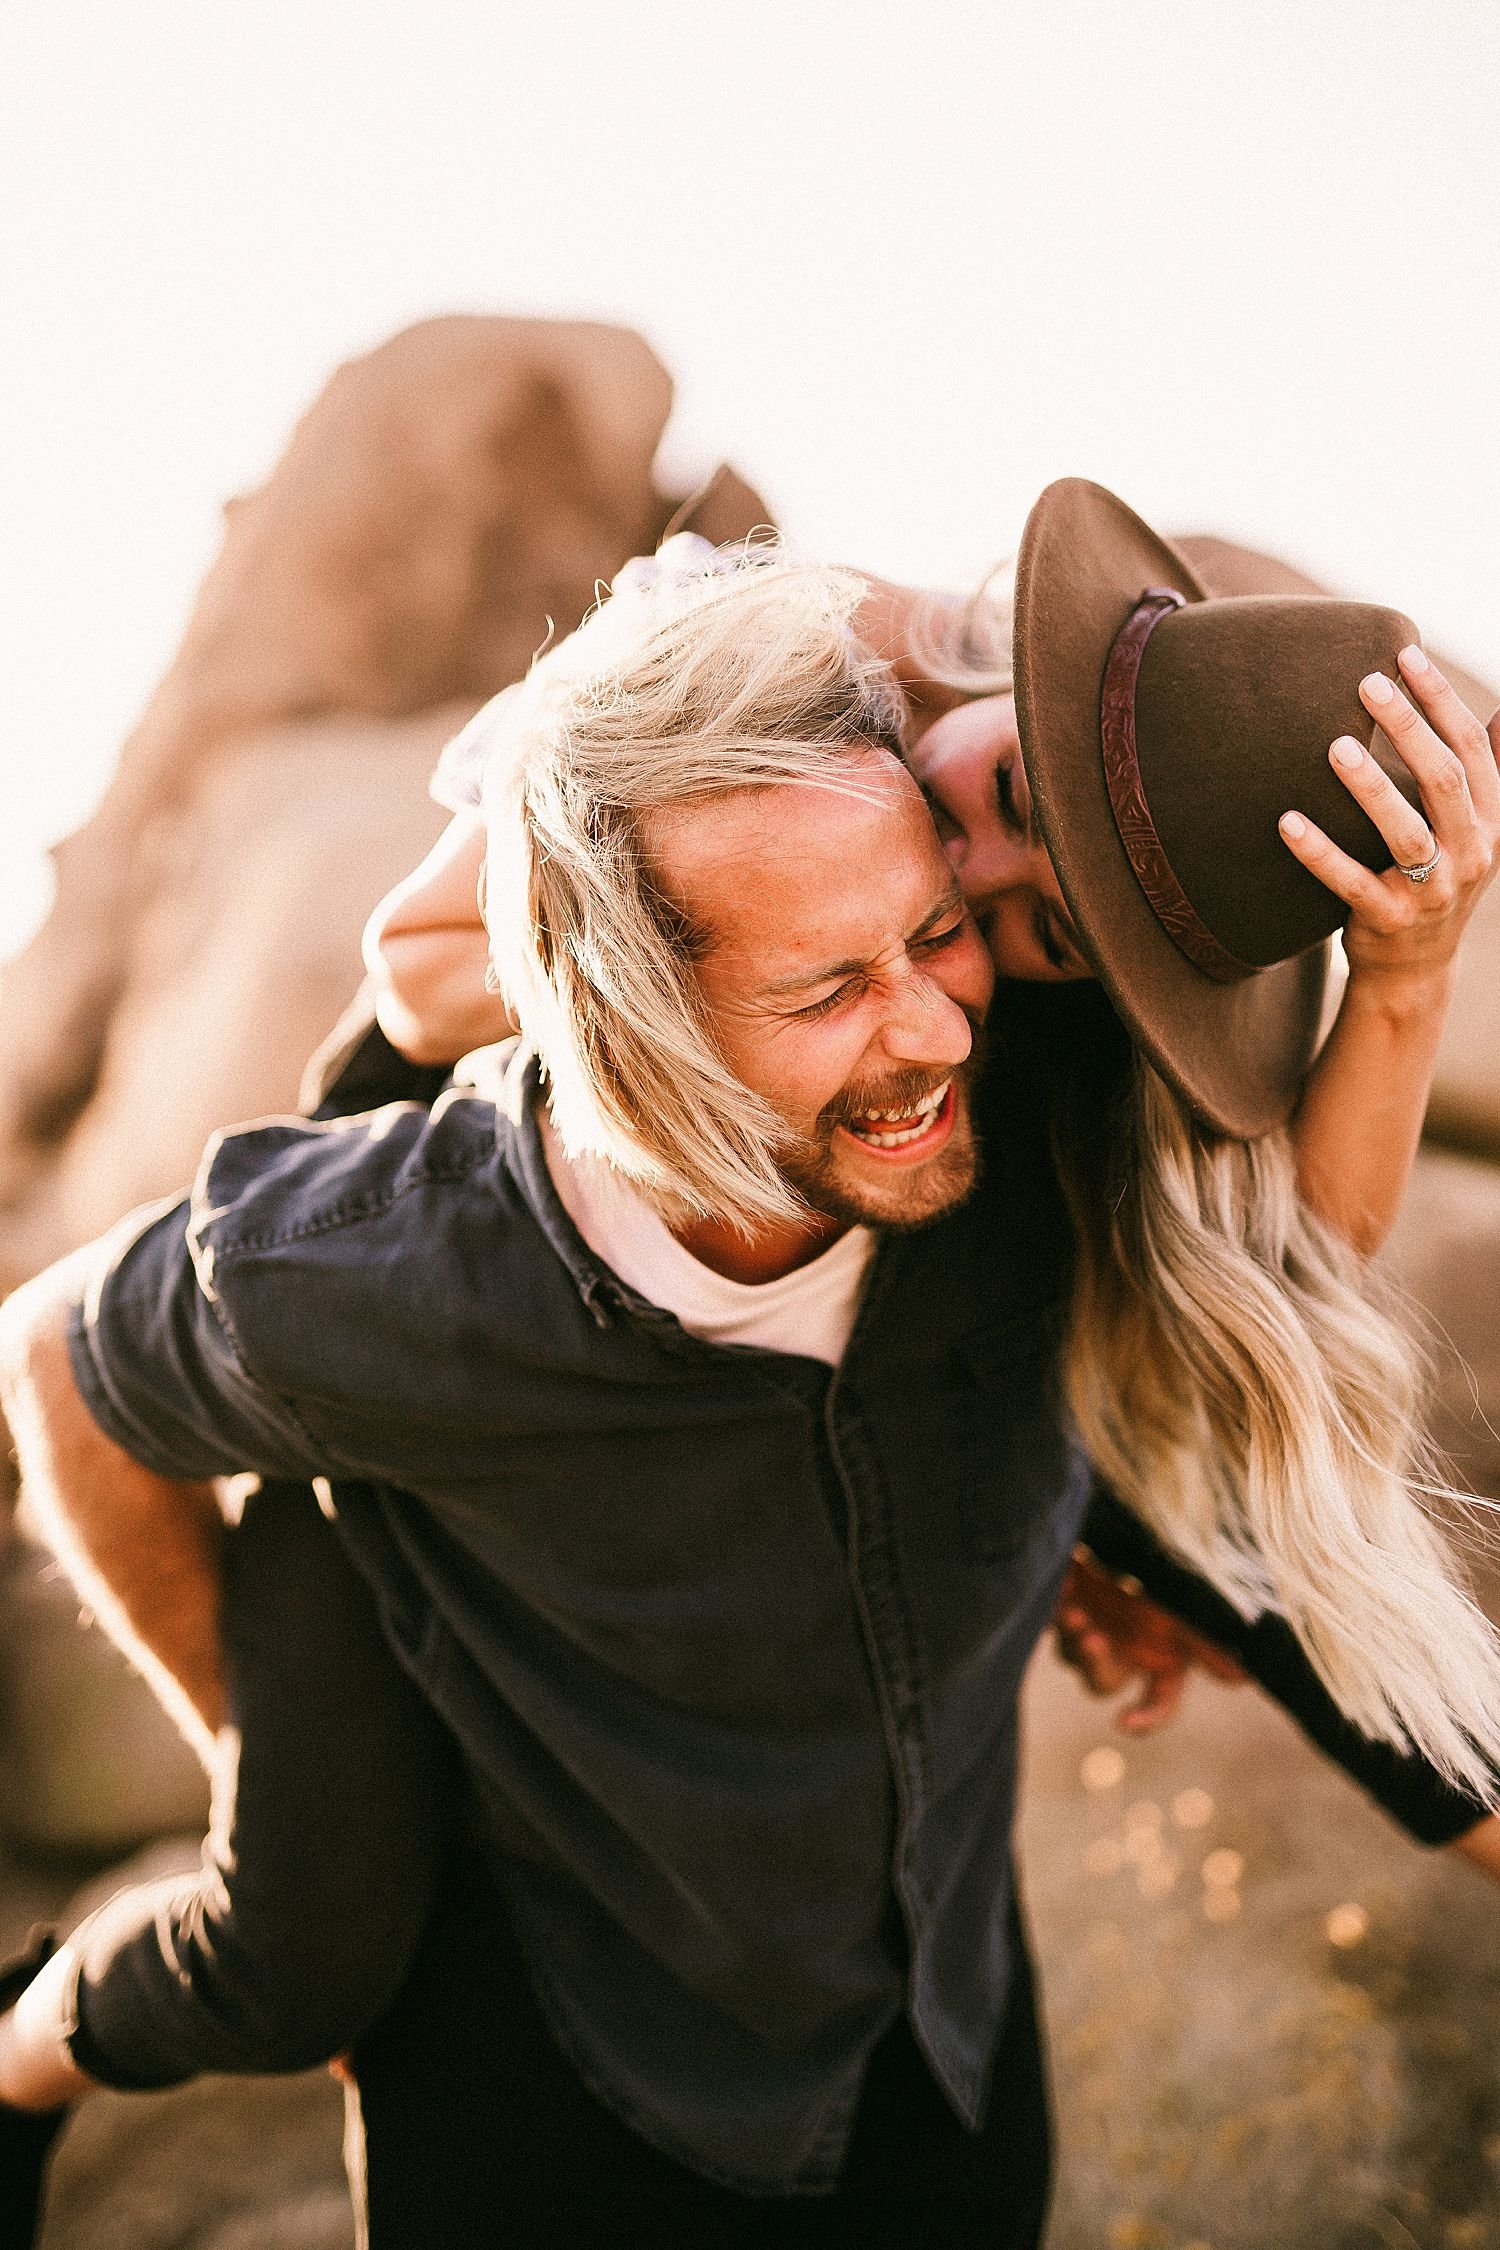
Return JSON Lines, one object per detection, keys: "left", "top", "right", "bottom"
{"left": 478, "top": 1043, "right": 895, "bottom": 1355}
{"left": 488, "top": 1046, "right": 874, "bottom": 1358}
{"left": 485, "top": 1045, "right": 656, "bottom": 1330}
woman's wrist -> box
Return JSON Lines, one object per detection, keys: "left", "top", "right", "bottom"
{"left": 1338, "top": 952, "right": 1458, "bottom": 1028}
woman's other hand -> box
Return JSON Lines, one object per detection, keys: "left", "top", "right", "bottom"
{"left": 1052, "top": 1549, "right": 1247, "bottom": 1735}
{"left": 362, "top": 811, "right": 513, "bottom": 1066}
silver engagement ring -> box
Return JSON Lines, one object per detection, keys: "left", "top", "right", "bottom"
{"left": 1399, "top": 842, "right": 1442, "bottom": 885}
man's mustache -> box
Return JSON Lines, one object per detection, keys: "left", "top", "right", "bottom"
{"left": 818, "top": 1020, "right": 988, "bottom": 1135}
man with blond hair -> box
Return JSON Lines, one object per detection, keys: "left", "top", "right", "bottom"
{"left": 1, "top": 550, "right": 1077, "bottom": 2247}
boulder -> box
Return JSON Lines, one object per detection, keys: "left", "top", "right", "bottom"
{"left": 1384, "top": 1145, "right": 1500, "bottom": 1512}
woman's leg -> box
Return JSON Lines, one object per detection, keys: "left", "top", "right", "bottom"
{"left": 65, "top": 1480, "right": 457, "bottom": 2087}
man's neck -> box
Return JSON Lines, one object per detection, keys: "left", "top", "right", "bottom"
{"left": 671, "top": 1210, "right": 851, "bottom": 1286}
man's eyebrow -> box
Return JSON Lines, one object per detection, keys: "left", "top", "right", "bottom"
{"left": 758, "top": 879, "right": 966, "bottom": 996}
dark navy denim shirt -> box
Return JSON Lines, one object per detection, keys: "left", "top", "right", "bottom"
{"left": 70, "top": 1042, "right": 1092, "bottom": 2194}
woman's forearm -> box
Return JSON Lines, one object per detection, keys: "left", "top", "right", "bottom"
{"left": 362, "top": 810, "right": 512, "bottom": 1064}
{"left": 370, "top": 925, "right": 511, "bottom": 1064}
{"left": 853, "top": 575, "right": 975, "bottom": 735}
{"left": 1291, "top": 960, "right": 1456, "bottom": 1254}
{"left": 1284, "top": 653, "right": 1499, "bottom": 1254}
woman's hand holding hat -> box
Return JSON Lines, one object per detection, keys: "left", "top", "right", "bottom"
{"left": 1277, "top": 647, "right": 1500, "bottom": 991}
{"left": 1006, "top": 475, "right": 1500, "bottom": 1247}
{"left": 1282, "top": 649, "right": 1500, "bottom": 1251}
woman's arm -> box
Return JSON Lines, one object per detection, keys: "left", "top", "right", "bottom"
{"left": 1073, "top": 1489, "right": 1500, "bottom": 1864}
{"left": 1286, "top": 652, "right": 1500, "bottom": 1252}
{"left": 853, "top": 576, "right": 978, "bottom": 734}
{"left": 362, "top": 809, "right": 512, "bottom": 1066}
{"left": 1167, "top": 543, "right": 1500, "bottom": 1248}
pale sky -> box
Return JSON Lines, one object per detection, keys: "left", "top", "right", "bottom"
{"left": 3, "top": 0, "right": 1498, "bottom": 958}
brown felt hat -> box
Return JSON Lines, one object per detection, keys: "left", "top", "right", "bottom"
{"left": 1011, "top": 478, "right": 1425, "bottom": 1137}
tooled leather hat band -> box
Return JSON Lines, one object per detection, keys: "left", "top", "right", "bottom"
{"left": 1099, "top": 588, "right": 1257, "bottom": 985}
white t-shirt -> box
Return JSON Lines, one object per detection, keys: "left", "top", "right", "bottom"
{"left": 538, "top": 1108, "right": 875, "bottom": 1368}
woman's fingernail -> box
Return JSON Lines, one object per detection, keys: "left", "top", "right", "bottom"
{"left": 1280, "top": 812, "right": 1306, "bottom": 839}
{"left": 1362, "top": 672, "right": 1395, "bottom": 704}
{"left": 1330, "top": 737, "right": 1363, "bottom": 770}
{"left": 1399, "top": 643, "right": 1428, "bottom": 672}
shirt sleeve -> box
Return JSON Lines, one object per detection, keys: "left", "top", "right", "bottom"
{"left": 1081, "top": 1485, "right": 1491, "bottom": 1848}
{"left": 68, "top": 1196, "right": 335, "bottom": 1484}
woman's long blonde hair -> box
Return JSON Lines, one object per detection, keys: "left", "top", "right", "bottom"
{"left": 921, "top": 574, "right": 1500, "bottom": 1799}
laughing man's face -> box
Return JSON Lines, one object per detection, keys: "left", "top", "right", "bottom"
{"left": 650, "top": 749, "right": 996, "bottom": 1234}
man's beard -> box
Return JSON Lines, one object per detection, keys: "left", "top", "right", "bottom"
{"left": 778, "top": 1028, "right": 987, "bottom": 1234}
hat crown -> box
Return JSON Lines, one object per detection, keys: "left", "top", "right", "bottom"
{"left": 1011, "top": 475, "right": 1426, "bottom": 1135}
{"left": 1130, "top": 593, "right": 1418, "bottom": 969}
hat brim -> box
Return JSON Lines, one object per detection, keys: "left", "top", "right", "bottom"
{"left": 1011, "top": 478, "right": 1329, "bottom": 1139}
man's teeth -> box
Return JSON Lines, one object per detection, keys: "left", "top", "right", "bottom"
{"left": 845, "top": 1081, "right": 950, "bottom": 1148}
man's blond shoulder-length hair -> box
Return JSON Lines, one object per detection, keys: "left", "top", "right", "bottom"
{"left": 476, "top": 544, "right": 907, "bottom": 1230}
{"left": 922, "top": 565, "right": 1500, "bottom": 1802}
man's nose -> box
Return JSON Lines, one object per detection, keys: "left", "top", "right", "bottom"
{"left": 878, "top": 968, "right": 975, "bottom": 1069}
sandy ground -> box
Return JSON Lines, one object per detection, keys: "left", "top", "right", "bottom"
{"left": 1024, "top": 1647, "right": 1500, "bottom": 2250}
